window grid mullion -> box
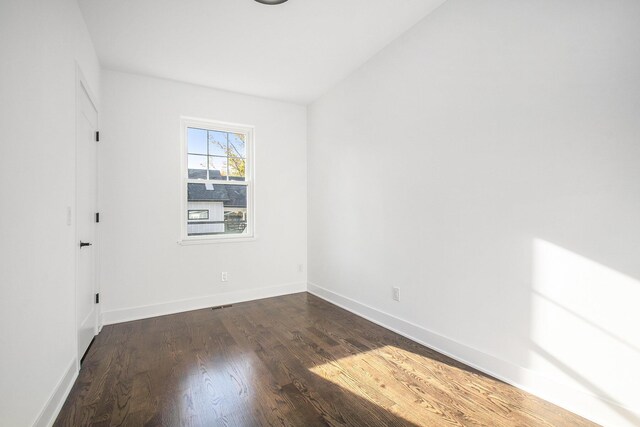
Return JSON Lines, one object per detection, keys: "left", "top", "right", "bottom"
{"left": 185, "top": 179, "right": 249, "bottom": 186}
{"left": 206, "top": 129, "right": 210, "bottom": 180}
{"left": 226, "top": 132, "right": 230, "bottom": 181}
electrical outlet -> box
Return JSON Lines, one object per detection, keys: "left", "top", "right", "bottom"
{"left": 392, "top": 287, "right": 400, "bottom": 301}
{"left": 221, "top": 272, "right": 228, "bottom": 282}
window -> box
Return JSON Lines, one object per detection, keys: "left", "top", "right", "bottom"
{"left": 188, "top": 210, "right": 209, "bottom": 220}
{"left": 181, "top": 117, "right": 253, "bottom": 242}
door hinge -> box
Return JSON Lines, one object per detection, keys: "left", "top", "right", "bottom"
{"left": 95, "top": 131, "right": 100, "bottom": 142}
{"left": 95, "top": 212, "right": 100, "bottom": 223}
{"left": 95, "top": 293, "right": 100, "bottom": 304}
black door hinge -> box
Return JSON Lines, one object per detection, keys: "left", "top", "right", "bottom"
{"left": 95, "top": 293, "right": 100, "bottom": 304}
{"left": 95, "top": 131, "right": 100, "bottom": 142}
{"left": 95, "top": 212, "right": 100, "bottom": 223}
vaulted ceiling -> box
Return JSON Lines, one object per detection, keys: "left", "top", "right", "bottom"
{"left": 78, "top": 0, "right": 446, "bottom": 104}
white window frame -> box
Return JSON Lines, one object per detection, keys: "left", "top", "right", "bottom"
{"left": 179, "top": 117, "right": 255, "bottom": 244}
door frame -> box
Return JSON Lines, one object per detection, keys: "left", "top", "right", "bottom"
{"left": 75, "top": 64, "right": 100, "bottom": 370}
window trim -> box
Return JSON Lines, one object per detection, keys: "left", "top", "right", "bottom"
{"left": 179, "top": 117, "right": 255, "bottom": 244}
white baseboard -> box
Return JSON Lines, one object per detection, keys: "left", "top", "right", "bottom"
{"left": 308, "top": 281, "right": 639, "bottom": 427}
{"left": 33, "top": 358, "right": 78, "bottom": 427}
{"left": 30, "top": 283, "right": 304, "bottom": 427}
{"left": 47, "top": 281, "right": 637, "bottom": 427}
{"left": 102, "top": 282, "right": 307, "bottom": 325}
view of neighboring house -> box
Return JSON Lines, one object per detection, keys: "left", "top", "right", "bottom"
{"left": 187, "top": 169, "right": 247, "bottom": 235}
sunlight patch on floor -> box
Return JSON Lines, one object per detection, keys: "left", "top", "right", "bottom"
{"left": 308, "top": 344, "right": 495, "bottom": 426}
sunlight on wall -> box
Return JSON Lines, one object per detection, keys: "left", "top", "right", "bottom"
{"left": 531, "top": 239, "right": 640, "bottom": 416}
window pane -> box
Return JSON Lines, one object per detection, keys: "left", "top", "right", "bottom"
{"left": 187, "top": 128, "right": 207, "bottom": 155}
{"left": 208, "top": 130, "right": 228, "bottom": 157}
{"left": 188, "top": 155, "right": 208, "bottom": 179}
{"left": 224, "top": 185, "right": 248, "bottom": 234}
{"left": 186, "top": 183, "right": 247, "bottom": 236}
{"left": 188, "top": 210, "right": 209, "bottom": 220}
{"left": 208, "top": 156, "right": 228, "bottom": 180}
{"left": 228, "top": 133, "right": 246, "bottom": 158}
{"left": 228, "top": 158, "right": 245, "bottom": 181}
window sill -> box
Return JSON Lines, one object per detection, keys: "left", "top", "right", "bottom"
{"left": 178, "top": 235, "right": 257, "bottom": 245}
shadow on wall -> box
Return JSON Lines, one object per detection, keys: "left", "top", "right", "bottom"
{"left": 530, "top": 342, "right": 640, "bottom": 426}
{"left": 530, "top": 239, "right": 640, "bottom": 425}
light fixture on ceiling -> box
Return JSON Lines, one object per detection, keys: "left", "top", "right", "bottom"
{"left": 255, "top": 0, "right": 288, "bottom": 4}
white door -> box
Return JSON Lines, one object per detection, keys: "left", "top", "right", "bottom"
{"left": 76, "top": 81, "right": 98, "bottom": 364}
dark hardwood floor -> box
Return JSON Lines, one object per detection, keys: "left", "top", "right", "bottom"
{"left": 55, "top": 292, "right": 597, "bottom": 426}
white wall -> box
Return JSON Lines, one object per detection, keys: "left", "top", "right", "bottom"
{"left": 307, "top": 1, "right": 640, "bottom": 425}
{"left": 99, "top": 70, "right": 307, "bottom": 323}
{"left": 0, "top": 0, "right": 101, "bottom": 425}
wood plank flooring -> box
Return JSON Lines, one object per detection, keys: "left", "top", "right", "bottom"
{"left": 55, "top": 292, "right": 598, "bottom": 426}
